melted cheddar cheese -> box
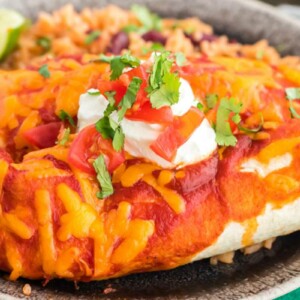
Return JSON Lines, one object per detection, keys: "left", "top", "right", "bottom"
{"left": 0, "top": 52, "right": 299, "bottom": 282}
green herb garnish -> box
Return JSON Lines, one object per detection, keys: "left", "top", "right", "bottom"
{"left": 122, "top": 24, "right": 140, "bottom": 33}
{"left": 85, "top": 30, "right": 101, "bottom": 45}
{"left": 87, "top": 88, "right": 101, "bottom": 96}
{"left": 118, "top": 76, "right": 143, "bottom": 120}
{"left": 93, "top": 155, "right": 114, "bottom": 199}
{"left": 95, "top": 91, "right": 125, "bottom": 152}
{"left": 36, "top": 36, "right": 51, "bottom": 52}
{"left": 197, "top": 102, "right": 204, "bottom": 111}
{"left": 38, "top": 64, "right": 50, "bottom": 78}
{"left": 57, "top": 127, "right": 70, "bottom": 146}
{"left": 147, "top": 51, "right": 180, "bottom": 109}
{"left": 175, "top": 52, "right": 186, "bottom": 66}
{"left": 99, "top": 53, "right": 141, "bottom": 80}
{"left": 149, "top": 72, "right": 180, "bottom": 109}
{"left": 112, "top": 126, "right": 125, "bottom": 152}
{"left": 58, "top": 110, "right": 75, "bottom": 127}
{"left": 95, "top": 117, "right": 115, "bottom": 139}
{"left": 256, "top": 50, "right": 264, "bottom": 60}
{"left": 215, "top": 97, "right": 243, "bottom": 146}
{"left": 286, "top": 87, "right": 300, "bottom": 119}
{"left": 131, "top": 4, "right": 162, "bottom": 32}
{"left": 141, "top": 42, "right": 165, "bottom": 55}
{"left": 205, "top": 94, "right": 218, "bottom": 109}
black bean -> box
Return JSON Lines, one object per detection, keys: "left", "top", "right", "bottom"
{"left": 108, "top": 32, "right": 129, "bottom": 55}
{"left": 142, "top": 30, "right": 167, "bottom": 45}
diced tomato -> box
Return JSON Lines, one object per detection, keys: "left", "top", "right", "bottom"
{"left": 97, "top": 79, "right": 127, "bottom": 104}
{"left": 121, "top": 66, "right": 149, "bottom": 108}
{"left": 97, "top": 65, "right": 150, "bottom": 109}
{"left": 151, "top": 107, "right": 204, "bottom": 161}
{"left": 126, "top": 102, "right": 173, "bottom": 124}
{"left": 23, "top": 122, "right": 62, "bottom": 149}
{"left": 68, "top": 125, "right": 125, "bottom": 174}
{"left": 179, "top": 56, "right": 223, "bottom": 76}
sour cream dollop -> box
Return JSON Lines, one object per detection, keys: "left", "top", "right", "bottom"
{"left": 77, "top": 78, "right": 217, "bottom": 168}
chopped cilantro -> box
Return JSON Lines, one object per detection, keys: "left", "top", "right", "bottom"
{"left": 147, "top": 51, "right": 180, "bottom": 109}
{"left": 95, "top": 116, "right": 115, "bottom": 139}
{"left": 171, "top": 22, "right": 179, "bottom": 30}
{"left": 112, "top": 126, "right": 125, "bottom": 152}
{"left": 141, "top": 42, "right": 165, "bottom": 55}
{"left": 175, "top": 52, "right": 186, "bottom": 66}
{"left": 87, "top": 88, "right": 101, "bottom": 96}
{"left": 93, "top": 155, "right": 114, "bottom": 199}
{"left": 256, "top": 50, "right": 264, "bottom": 60}
{"left": 131, "top": 4, "right": 162, "bottom": 32}
{"left": 149, "top": 72, "right": 180, "bottom": 109}
{"left": 99, "top": 53, "right": 140, "bottom": 80}
{"left": 103, "top": 91, "right": 117, "bottom": 117}
{"left": 58, "top": 110, "right": 75, "bottom": 127}
{"left": 104, "top": 91, "right": 116, "bottom": 106}
{"left": 231, "top": 113, "right": 241, "bottom": 124}
{"left": 286, "top": 87, "right": 300, "bottom": 101}
{"left": 205, "top": 94, "right": 218, "bottom": 109}
{"left": 215, "top": 97, "right": 242, "bottom": 147}
{"left": 197, "top": 102, "right": 204, "bottom": 111}
{"left": 285, "top": 87, "right": 300, "bottom": 119}
{"left": 148, "top": 51, "right": 172, "bottom": 90}
{"left": 38, "top": 64, "right": 51, "bottom": 78}
{"left": 57, "top": 128, "right": 70, "bottom": 146}
{"left": 95, "top": 91, "right": 125, "bottom": 152}
{"left": 122, "top": 24, "right": 140, "bottom": 33}
{"left": 85, "top": 30, "right": 101, "bottom": 45}
{"left": 118, "top": 76, "right": 143, "bottom": 120}
{"left": 36, "top": 36, "right": 51, "bottom": 52}
{"left": 184, "top": 27, "right": 195, "bottom": 34}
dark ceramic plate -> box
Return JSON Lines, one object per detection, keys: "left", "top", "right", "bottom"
{"left": 0, "top": 0, "right": 300, "bottom": 299}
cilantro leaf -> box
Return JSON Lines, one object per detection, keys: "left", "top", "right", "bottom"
{"left": 148, "top": 51, "right": 172, "bottom": 91}
{"left": 122, "top": 24, "right": 140, "bottom": 33}
{"left": 286, "top": 87, "right": 300, "bottom": 101}
{"left": 104, "top": 91, "right": 116, "bottom": 106}
{"left": 256, "top": 50, "right": 264, "bottom": 60}
{"left": 36, "top": 36, "right": 51, "bottom": 52}
{"left": 285, "top": 87, "right": 300, "bottom": 119}
{"left": 141, "top": 42, "right": 165, "bottom": 55}
{"left": 103, "top": 91, "right": 117, "bottom": 117}
{"left": 149, "top": 72, "right": 180, "bottom": 109}
{"left": 118, "top": 76, "right": 143, "bottom": 121}
{"left": 231, "top": 113, "right": 241, "bottom": 124}
{"left": 85, "top": 30, "right": 101, "bottom": 45}
{"left": 38, "top": 64, "right": 51, "bottom": 78}
{"left": 184, "top": 27, "right": 196, "bottom": 34}
{"left": 147, "top": 51, "right": 181, "bottom": 109}
{"left": 95, "top": 91, "right": 124, "bottom": 152}
{"left": 175, "top": 52, "right": 186, "bottom": 66}
{"left": 197, "top": 102, "right": 204, "bottom": 111}
{"left": 112, "top": 126, "right": 125, "bottom": 152}
{"left": 93, "top": 155, "right": 114, "bottom": 199}
{"left": 99, "top": 53, "right": 141, "bottom": 80}
{"left": 57, "top": 128, "right": 70, "bottom": 146}
{"left": 215, "top": 133, "right": 237, "bottom": 147}
{"left": 95, "top": 116, "right": 115, "bottom": 139}
{"left": 205, "top": 94, "right": 218, "bottom": 109}
{"left": 131, "top": 4, "right": 162, "bottom": 32}
{"left": 87, "top": 88, "right": 101, "bottom": 95}
{"left": 214, "top": 97, "right": 242, "bottom": 147}
{"left": 58, "top": 110, "right": 75, "bottom": 127}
